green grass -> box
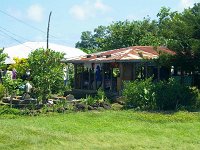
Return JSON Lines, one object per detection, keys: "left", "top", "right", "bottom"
{"left": 1, "top": 111, "right": 200, "bottom": 150}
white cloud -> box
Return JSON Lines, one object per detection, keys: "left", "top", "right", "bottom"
{"left": 94, "top": 0, "right": 111, "bottom": 13}
{"left": 69, "top": 4, "right": 93, "bottom": 20}
{"left": 179, "top": 0, "right": 200, "bottom": 10}
{"left": 180, "top": 0, "right": 194, "bottom": 8}
{"left": 69, "top": 0, "right": 111, "bottom": 21}
{"left": 27, "top": 4, "right": 44, "bottom": 22}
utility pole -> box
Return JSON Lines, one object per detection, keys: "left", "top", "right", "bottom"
{"left": 47, "top": 11, "right": 52, "bottom": 49}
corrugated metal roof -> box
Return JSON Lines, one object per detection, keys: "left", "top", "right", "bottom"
{"left": 4, "top": 42, "right": 86, "bottom": 59}
{"left": 63, "top": 46, "right": 175, "bottom": 63}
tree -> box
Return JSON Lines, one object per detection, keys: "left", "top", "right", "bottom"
{"left": 76, "top": 2, "right": 200, "bottom": 74}
{"left": 75, "top": 31, "right": 98, "bottom": 53}
{"left": 76, "top": 19, "right": 161, "bottom": 53}
{"left": 28, "top": 48, "right": 64, "bottom": 103}
{"left": 0, "top": 48, "right": 8, "bottom": 69}
{"left": 157, "top": 4, "right": 200, "bottom": 72}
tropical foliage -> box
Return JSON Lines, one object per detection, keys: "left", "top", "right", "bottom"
{"left": 0, "top": 84, "right": 5, "bottom": 100}
{"left": 76, "top": 19, "right": 163, "bottom": 53}
{"left": 157, "top": 4, "right": 200, "bottom": 72}
{"left": 123, "top": 78, "right": 200, "bottom": 111}
{"left": 2, "top": 74, "right": 22, "bottom": 94}
{"left": 28, "top": 48, "right": 64, "bottom": 103}
{"left": 76, "top": 3, "right": 200, "bottom": 73}
{"left": 0, "top": 48, "right": 8, "bottom": 69}
{"left": 8, "top": 58, "right": 29, "bottom": 78}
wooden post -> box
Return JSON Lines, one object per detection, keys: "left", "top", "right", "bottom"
{"left": 141, "top": 66, "right": 143, "bottom": 79}
{"left": 110, "top": 67, "right": 113, "bottom": 91}
{"left": 81, "top": 65, "right": 84, "bottom": 89}
{"left": 74, "top": 64, "right": 77, "bottom": 89}
{"left": 102, "top": 63, "right": 105, "bottom": 90}
{"left": 119, "top": 63, "right": 123, "bottom": 94}
{"left": 88, "top": 68, "right": 91, "bottom": 89}
{"left": 132, "top": 62, "right": 136, "bottom": 80}
{"left": 94, "top": 65, "right": 97, "bottom": 90}
{"left": 47, "top": 11, "right": 52, "bottom": 49}
{"left": 133, "top": 63, "right": 136, "bottom": 80}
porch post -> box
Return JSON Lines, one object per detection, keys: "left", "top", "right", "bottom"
{"left": 94, "top": 65, "right": 97, "bottom": 90}
{"left": 88, "top": 68, "right": 91, "bottom": 89}
{"left": 81, "top": 65, "right": 84, "bottom": 89}
{"left": 119, "top": 63, "right": 123, "bottom": 94}
{"left": 102, "top": 63, "right": 105, "bottom": 90}
{"left": 74, "top": 64, "right": 77, "bottom": 89}
{"left": 132, "top": 62, "right": 136, "bottom": 80}
{"left": 110, "top": 67, "right": 113, "bottom": 91}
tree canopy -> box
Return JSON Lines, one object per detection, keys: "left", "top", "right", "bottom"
{"left": 157, "top": 3, "right": 200, "bottom": 72}
{"left": 76, "top": 3, "right": 200, "bottom": 72}
{"left": 28, "top": 48, "right": 64, "bottom": 103}
{"left": 76, "top": 19, "right": 163, "bottom": 53}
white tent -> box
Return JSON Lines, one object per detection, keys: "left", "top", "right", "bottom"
{"left": 4, "top": 42, "right": 86, "bottom": 64}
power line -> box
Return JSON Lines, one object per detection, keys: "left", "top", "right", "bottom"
{"left": 0, "top": 26, "right": 30, "bottom": 42}
{"left": 0, "top": 9, "right": 78, "bottom": 46}
{"left": 0, "top": 25, "right": 75, "bottom": 46}
{"left": 0, "top": 9, "right": 57, "bottom": 39}
{"left": 0, "top": 29, "right": 34, "bottom": 50}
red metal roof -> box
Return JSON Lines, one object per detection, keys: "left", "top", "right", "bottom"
{"left": 64, "top": 46, "right": 175, "bottom": 63}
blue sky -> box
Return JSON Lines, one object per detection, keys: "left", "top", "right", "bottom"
{"left": 0, "top": 0, "right": 200, "bottom": 48}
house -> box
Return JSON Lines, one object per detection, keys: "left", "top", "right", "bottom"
{"left": 62, "top": 46, "right": 175, "bottom": 98}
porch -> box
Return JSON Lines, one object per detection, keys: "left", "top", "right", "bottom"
{"left": 62, "top": 46, "right": 175, "bottom": 98}
{"left": 71, "top": 61, "right": 169, "bottom": 94}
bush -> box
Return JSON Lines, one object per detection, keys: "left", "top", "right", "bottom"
{"left": 154, "top": 78, "right": 199, "bottom": 110}
{"left": 123, "top": 78, "right": 200, "bottom": 111}
{"left": 28, "top": 48, "right": 65, "bottom": 103}
{"left": 84, "top": 95, "right": 97, "bottom": 106}
{"left": 123, "top": 78, "right": 156, "bottom": 110}
{"left": 96, "top": 88, "right": 107, "bottom": 102}
{"left": 2, "top": 75, "right": 22, "bottom": 96}
{"left": 0, "top": 106, "right": 21, "bottom": 115}
{"left": 0, "top": 84, "right": 5, "bottom": 100}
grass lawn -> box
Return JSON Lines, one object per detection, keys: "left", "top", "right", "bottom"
{"left": 1, "top": 110, "right": 200, "bottom": 150}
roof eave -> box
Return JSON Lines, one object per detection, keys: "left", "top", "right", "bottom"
{"left": 62, "top": 58, "right": 157, "bottom": 64}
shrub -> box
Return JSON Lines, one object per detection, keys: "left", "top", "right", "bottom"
{"left": 0, "top": 105, "right": 21, "bottom": 115}
{"left": 84, "top": 95, "right": 97, "bottom": 105}
{"left": 123, "top": 78, "right": 156, "bottom": 110}
{"left": 123, "top": 78, "right": 200, "bottom": 111}
{"left": 96, "top": 88, "right": 107, "bottom": 102}
{"left": 186, "top": 87, "right": 200, "bottom": 110}
{"left": 154, "top": 78, "right": 199, "bottom": 110}
{"left": 83, "top": 89, "right": 108, "bottom": 106}
{"left": 0, "top": 84, "right": 5, "bottom": 100}
{"left": 28, "top": 48, "right": 64, "bottom": 103}
{"left": 2, "top": 75, "right": 22, "bottom": 96}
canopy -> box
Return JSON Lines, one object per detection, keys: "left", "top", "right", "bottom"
{"left": 3, "top": 42, "right": 86, "bottom": 64}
